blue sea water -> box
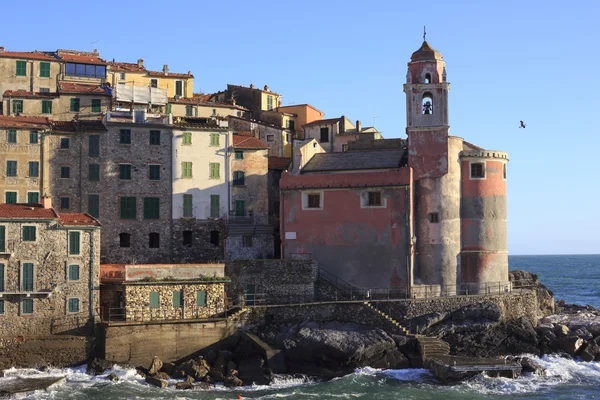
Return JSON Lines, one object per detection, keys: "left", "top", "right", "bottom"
{"left": 3, "top": 255, "right": 600, "bottom": 399}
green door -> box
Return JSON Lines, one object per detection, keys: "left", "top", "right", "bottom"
{"left": 245, "top": 284, "right": 256, "bottom": 306}
{"left": 235, "top": 200, "right": 246, "bottom": 217}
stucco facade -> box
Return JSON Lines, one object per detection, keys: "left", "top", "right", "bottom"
{"left": 276, "top": 104, "right": 325, "bottom": 140}
{"left": 0, "top": 50, "right": 62, "bottom": 97}
{"left": 229, "top": 116, "right": 288, "bottom": 157}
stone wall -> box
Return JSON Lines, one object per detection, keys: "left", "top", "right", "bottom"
{"left": 225, "top": 235, "right": 274, "bottom": 260}
{"left": 231, "top": 148, "right": 269, "bottom": 218}
{"left": 225, "top": 259, "right": 317, "bottom": 304}
{"left": 0, "top": 335, "right": 94, "bottom": 369}
{"left": 123, "top": 282, "right": 225, "bottom": 321}
{"left": 171, "top": 219, "right": 225, "bottom": 262}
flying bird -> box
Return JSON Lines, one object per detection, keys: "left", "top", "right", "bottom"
{"left": 519, "top": 121, "right": 526, "bottom": 129}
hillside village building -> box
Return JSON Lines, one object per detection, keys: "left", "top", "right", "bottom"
{"left": 281, "top": 40, "right": 509, "bottom": 296}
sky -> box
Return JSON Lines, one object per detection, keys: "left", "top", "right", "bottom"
{"left": 3, "top": 0, "right": 599, "bottom": 255}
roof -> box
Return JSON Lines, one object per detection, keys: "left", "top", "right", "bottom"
{"left": 268, "top": 156, "right": 291, "bottom": 170}
{"left": 0, "top": 51, "right": 56, "bottom": 61}
{"left": 109, "top": 61, "right": 146, "bottom": 72}
{"left": 51, "top": 120, "right": 106, "bottom": 133}
{"left": 3, "top": 90, "right": 57, "bottom": 99}
{"left": 0, "top": 116, "right": 50, "bottom": 129}
{"left": 147, "top": 70, "right": 193, "bottom": 78}
{"left": 0, "top": 204, "right": 57, "bottom": 220}
{"left": 411, "top": 41, "right": 443, "bottom": 62}
{"left": 58, "top": 82, "right": 110, "bottom": 96}
{"left": 463, "top": 141, "right": 484, "bottom": 151}
{"left": 56, "top": 50, "right": 107, "bottom": 65}
{"left": 227, "top": 84, "right": 280, "bottom": 96}
{"left": 236, "top": 131, "right": 254, "bottom": 137}
{"left": 277, "top": 103, "right": 325, "bottom": 115}
{"left": 302, "top": 149, "right": 407, "bottom": 173}
{"left": 304, "top": 117, "right": 342, "bottom": 127}
{"left": 172, "top": 116, "right": 222, "bottom": 129}
{"left": 58, "top": 212, "right": 101, "bottom": 227}
{"left": 232, "top": 135, "right": 269, "bottom": 150}
{"left": 168, "top": 97, "right": 248, "bottom": 110}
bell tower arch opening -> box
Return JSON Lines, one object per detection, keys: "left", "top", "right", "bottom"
{"left": 422, "top": 92, "right": 433, "bottom": 115}
{"left": 425, "top": 73, "right": 431, "bottom": 84}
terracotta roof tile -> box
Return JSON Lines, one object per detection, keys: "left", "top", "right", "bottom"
{"left": 109, "top": 61, "right": 146, "bottom": 72}
{"left": 58, "top": 212, "right": 101, "bottom": 227}
{"left": 0, "top": 51, "right": 57, "bottom": 61}
{"left": 236, "top": 131, "right": 254, "bottom": 137}
{"left": 56, "top": 51, "right": 107, "bottom": 65}
{"left": 173, "top": 116, "right": 221, "bottom": 129}
{"left": 58, "top": 82, "right": 110, "bottom": 96}
{"left": 0, "top": 116, "right": 51, "bottom": 129}
{"left": 3, "top": 90, "right": 57, "bottom": 99}
{"left": 268, "top": 156, "right": 291, "bottom": 170}
{"left": 0, "top": 204, "right": 57, "bottom": 219}
{"left": 304, "top": 117, "right": 342, "bottom": 127}
{"left": 233, "top": 135, "right": 268, "bottom": 150}
{"left": 147, "top": 70, "right": 193, "bottom": 78}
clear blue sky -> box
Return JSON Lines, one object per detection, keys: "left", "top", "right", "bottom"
{"left": 4, "top": 0, "right": 599, "bottom": 255}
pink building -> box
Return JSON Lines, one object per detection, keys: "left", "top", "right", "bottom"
{"left": 280, "top": 40, "right": 509, "bottom": 297}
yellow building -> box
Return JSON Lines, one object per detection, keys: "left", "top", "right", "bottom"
{"left": 168, "top": 96, "right": 249, "bottom": 119}
{"left": 0, "top": 48, "right": 62, "bottom": 97}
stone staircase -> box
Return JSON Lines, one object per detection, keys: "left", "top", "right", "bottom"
{"left": 416, "top": 336, "right": 451, "bottom": 360}
{"left": 364, "top": 302, "right": 411, "bottom": 336}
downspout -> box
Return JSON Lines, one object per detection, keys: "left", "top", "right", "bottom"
{"left": 78, "top": 122, "right": 83, "bottom": 211}
{"left": 89, "top": 229, "right": 97, "bottom": 327}
{"left": 226, "top": 130, "right": 231, "bottom": 216}
{"left": 280, "top": 189, "right": 285, "bottom": 259}
{"left": 169, "top": 125, "right": 174, "bottom": 262}
{"left": 29, "top": 61, "right": 34, "bottom": 92}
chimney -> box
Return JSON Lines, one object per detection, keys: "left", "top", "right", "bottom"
{"left": 356, "top": 120, "right": 362, "bottom": 132}
{"left": 249, "top": 83, "right": 254, "bottom": 89}
{"left": 340, "top": 115, "right": 346, "bottom": 133}
{"left": 264, "top": 85, "right": 269, "bottom": 91}
{"left": 0, "top": 47, "right": 4, "bottom": 53}
{"left": 137, "top": 58, "right": 144, "bottom": 68}
{"left": 41, "top": 196, "right": 52, "bottom": 209}
{"left": 162, "top": 64, "right": 169, "bottom": 75}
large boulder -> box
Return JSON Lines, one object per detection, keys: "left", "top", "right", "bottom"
{"left": 558, "top": 336, "right": 584, "bottom": 356}
{"left": 145, "top": 375, "right": 167, "bottom": 388}
{"left": 148, "top": 357, "right": 163, "bottom": 375}
{"left": 87, "top": 358, "right": 114, "bottom": 375}
{"left": 237, "top": 358, "right": 273, "bottom": 385}
{"left": 174, "top": 360, "right": 209, "bottom": 381}
{"left": 509, "top": 270, "right": 555, "bottom": 317}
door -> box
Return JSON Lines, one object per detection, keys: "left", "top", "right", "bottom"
{"left": 235, "top": 200, "right": 246, "bottom": 217}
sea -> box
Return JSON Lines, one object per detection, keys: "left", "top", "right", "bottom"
{"left": 2, "top": 254, "right": 600, "bottom": 399}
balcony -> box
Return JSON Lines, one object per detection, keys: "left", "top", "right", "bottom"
{"left": 0, "top": 290, "right": 52, "bottom": 298}
{"left": 114, "top": 84, "right": 168, "bottom": 106}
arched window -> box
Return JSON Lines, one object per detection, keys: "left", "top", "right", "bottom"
{"left": 422, "top": 92, "right": 433, "bottom": 115}
{"left": 149, "top": 232, "right": 160, "bottom": 248}
{"left": 119, "top": 233, "right": 131, "bottom": 248}
{"left": 425, "top": 73, "right": 431, "bottom": 84}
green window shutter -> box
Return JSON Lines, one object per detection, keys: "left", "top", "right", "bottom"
{"left": 88, "top": 164, "right": 100, "bottom": 181}
{"left": 8, "top": 130, "right": 17, "bottom": 143}
{"left": 27, "top": 192, "right": 39, "bottom": 204}
{"left": 29, "top": 131, "right": 38, "bottom": 144}
{"left": 16, "top": 60, "right": 26, "bottom": 76}
{"left": 167, "top": 104, "right": 172, "bottom": 114}
{"left": 23, "top": 226, "right": 36, "bottom": 242}
{"left": 70, "top": 98, "right": 80, "bottom": 112}
{"left": 149, "top": 165, "right": 160, "bottom": 180}
{"left": 6, "top": 161, "right": 17, "bottom": 177}
{"left": 186, "top": 105, "right": 193, "bottom": 116}
{"left": 68, "top": 264, "right": 80, "bottom": 281}
{"left": 28, "top": 162, "right": 39, "bottom": 178}
{"left": 69, "top": 232, "right": 81, "bottom": 255}
{"left": 88, "top": 194, "right": 100, "bottom": 218}
{"left": 0, "top": 300, "right": 3, "bottom": 314}
{"left": 39, "top": 62, "right": 50, "bottom": 78}
{"left": 120, "top": 129, "right": 131, "bottom": 144}
{"left": 210, "top": 195, "right": 220, "bottom": 218}
{"left": 149, "top": 292, "right": 160, "bottom": 308}
{"left": 0, "top": 227, "right": 5, "bottom": 253}
{"left": 12, "top": 100, "right": 23, "bottom": 114}
{"left": 0, "top": 263, "right": 4, "bottom": 291}
{"left": 68, "top": 298, "right": 80, "bottom": 313}
{"left": 22, "top": 299, "right": 33, "bottom": 314}
{"left": 119, "top": 164, "right": 131, "bottom": 180}
{"left": 235, "top": 151, "right": 243, "bottom": 160}
{"left": 120, "top": 197, "right": 136, "bottom": 219}
{"left": 173, "top": 290, "right": 183, "bottom": 307}
{"left": 196, "top": 290, "right": 207, "bottom": 307}
{"left": 91, "top": 99, "right": 101, "bottom": 112}
{"left": 88, "top": 135, "right": 100, "bottom": 157}
{"left": 183, "top": 132, "right": 192, "bottom": 145}
{"left": 143, "top": 197, "right": 160, "bottom": 219}
{"left": 22, "top": 263, "right": 34, "bottom": 291}
{"left": 149, "top": 130, "right": 160, "bottom": 145}
{"left": 42, "top": 100, "right": 52, "bottom": 114}
{"left": 209, "top": 163, "right": 220, "bottom": 179}
{"left": 5, "top": 192, "right": 17, "bottom": 204}
{"left": 182, "top": 162, "right": 192, "bottom": 178}
{"left": 183, "top": 194, "right": 193, "bottom": 218}
{"left": 210, "top": 133, "right": 220, "bottom": 146}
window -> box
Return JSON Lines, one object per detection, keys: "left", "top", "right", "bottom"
{"left": 91, "top": 99, "right": 101, "bottom": 112}
{"left": 88, "top": 194, "right": 99, "bottom": 218}
{"left": 88, "top": 164, "right": 100, "bottom": 181}
{"left": 320, "top": 127, "right": 329, "bottom": 143}
{"left": 149, "top": 232, "right": 160, "bottom": 248}
{"left": 60, "top": 138, "right": 70, "bottom": 149}
{"left": 175, "top": 80, "right": 183, "bottom": 97}
{"left": 237, "top": 111, "right": 242, "bottom": 117}
{"left": 182, "top": 162, "right": 193, "bottom": 178}
{"left": 120, "top": 129, "right": 131, "bottom": 144}
{"left": 233, "top": 171, "right": 245, "bottom": 186}
{"left": 234, "top": 200, "right": 246, "bottom": 217}
{"left": 22, "top": 299, "right": 34, "bottom": 314}
{"left": 212, "top": 109, "right": 216, "bottom": 116}
{"left": 0, "top": 300, "right": 3, "bottom": 314}
{"left": 70, "top": 98, "right": 80, "bottom": 112}
{"left": 210, "top": 133, "right": 220, "bottom": 146}
{"left": 149, "top": 130, "right": 160, "bottom": 145}
{"left": 197, "top": 290, "right": 207, "bottom": 307}
{"left": 120, "top": 197, "right": 137, "bottom": 219}
{"left": 267, "top": 135, "right": 274, "bottom": 142}
{"left": 425, "top": 73, "right": 431, "bottom": 84}
{"left": 68, "top": 264, "right": 80, "bottom": 281}
{"left": 149, "top": 165, "right": 160, "bottom": 180}
{"left": 0, "top": 228, "right": 5, "bottom": 253}
{"left": 23, "top": 226, "right": 36, "bottom": 242}
{"left": 503, "top": 163, "right": 507, "bottom": 179}
{"left": 243, "top": 235, "right": 253, "bottom": 248}
{"left": 143, "top": 197, "right": 160, "bottom": 219}
{"left": 210, "top": 230, "right": 219, "bottom": 246}
{"left": 61, "top": 197, "right": 70, "bottom": 210}
{"left": 28, "top": 162, "right": 39, "bottom": 178}
{"left": 67, "top": 298, "right": 80, "bottom": 313}
{"left": 88, "top": 135, "right": 100, "bottom": 157}
{"left": 27, "top": 192, "right": 39, "bottom": 204}
{"left": 367, "top": 192, "right": 382, "bottom": 206}
{"left": 167, "top": 104, "right": 172, "bottom": 114}
{"left": 119, "top": 72, "right": 126, "bottom": 80}
{"left": 183, "top": 230, "right": 193, "bottom": 246}
{"left": 61, "top": 166, "right": 70, "bottom": 178}
{"left": 12, "top": 100, "right": 23, "bottom": 114}
{"left": 16, "top": 60, "right": 27, "bottom": 76}
{"left": 286, "top": 120, "right": 295, "bottom": 130}
{"left": 209, "top": 163, "right": 220, "bottom": 179}
{"left": 65, "top": 63, "right": 106, "bottom": 78}
{"left": 173, "top": 290, "right": 183, "bottom": 307}
{"left": 235, "top": 151, "right": 244, "bottom": 160}
{"left": 308, "top": 194, "right": 321, "bottom": 209}
{"left": 42, "top": 100, "right": 52, "bottom": 114}
{"left": 119, "top": 164, "right": 132, "bottom": 180}
{"left": 69, "top": 232, "right": 80, "bottom": 255}
{"left": 183, "top": 194, "right": 193, "bottom": 217}
{"left": 342, "top": 144, "right": 348, "bottom": 152}
{"left": 22, "top": 263, "right": 34, "bottom": 291}
{"left": 210, "top": 195, "right": 220, "bottom": 218}
{"left": 0, "top": 263, "right": 3, "bottom": 291}
{"left": 182, "top": 132, "right": 192, "bottom": 145}
{"left": 119, "top": 233, "right": 131, "bottom": 248}
{"left": 6, "top": 161, "right": 17, "bottom": 177}
{"left": 185, "top": 105, "right": 193, "bottom": 116}
{"left": 7, "top": 130, "right": 16, "bottom": 143}
{"left": 5, "top": 192, "right": 17, "bottom": 204}
{"left": 149, "top": 292, "right": 160, "bottom": 308}
{"left": 150, "top": 79, "right": 158, "bottom": 88}
{"left": 428, "top": 212, "right": 440, "bottom": 223}
{"left": 470, "top": 162, "right": 485, "bottom": 178}
{"left": 422, "top": 93, "right": 433, "bottom": 115}
{"left": 39, "top": 88, "right": 50, "bottom": 93}
{"left": 29, "top": 130, "right": 38, "bottom": 144}
{"left": 267, "top": 95, "right": 273, "bottom": 110}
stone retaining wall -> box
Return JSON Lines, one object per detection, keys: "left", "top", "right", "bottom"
{"left": 0, "top": 335, "right": 93, "bottom": 369}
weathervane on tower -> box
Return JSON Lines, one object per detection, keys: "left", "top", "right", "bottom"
{"left": 423, "top": 26, "right": 426, "bottom": 41}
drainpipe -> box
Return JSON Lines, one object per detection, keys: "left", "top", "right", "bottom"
{"left": 280, "top": 190, "right": 285, "bottom": 259}
{"left": 226, "top": 131, "right": 232, "bottom": 216}
{"left": 29, "top": 61, "right": 34, "bottom": 92}
{"left": 78, "top": 122, "right": 83, "bottom": 212}
{"left": 89, "top": 229, "right": 97, "bottom": 328}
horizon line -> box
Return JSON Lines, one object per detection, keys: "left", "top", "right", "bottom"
{"left": 509, "top": 253, "right": 600, "bottom": 257}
